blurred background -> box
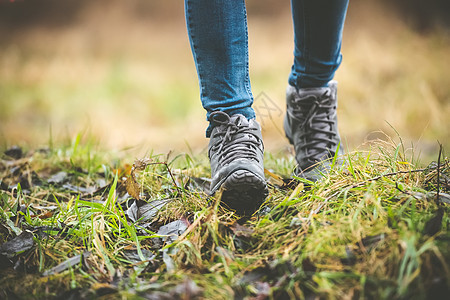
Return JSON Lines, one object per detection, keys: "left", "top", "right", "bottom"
{"left": 0, "top": 0, "right": 449, "bottom": 161}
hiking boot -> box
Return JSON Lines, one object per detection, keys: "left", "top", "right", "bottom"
{"left": 284, "top": 81, "right": 344, "bottom": 181}
{"left": 208, "top": 111, "right": 268, "bottom": 215}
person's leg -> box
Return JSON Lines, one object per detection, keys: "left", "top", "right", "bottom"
{"left": 285, "top": 0, "right": 349, "bottom": 181}
{"left": 288, "top": 0, "right": 349, "bottom": 88}
{"left": 184, "top": 0, "right": 267, "bottom": 214}
{"left": 185, "top": 0, "right": 255, "bottom": 137}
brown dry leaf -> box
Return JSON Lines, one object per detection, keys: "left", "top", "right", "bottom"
{"left": 112, "top": 164, "right": 132, "bottom": 178}
{"left": 126, "top": 173, "right": 140, "bottom": 200}
{"left": 32, "top": 211, "right": 54, "bottom": 219}
{"left": 125, "top": 158, "right": 153, "bottom": 200}
{"left": 264, "top": 168, "right": 285, "bottom": 186}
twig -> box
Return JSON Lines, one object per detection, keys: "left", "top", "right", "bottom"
{"left": 350, "top": 168, "right": 428, "bottom": 189}
{"left": 310, "top": 165, "right": 442, "bottom": 219}
{"left": 436, "top": 142, "right": 442, "bottom": 206}
{"left": 162, "top": 161, "right": 180, "bottom": 190}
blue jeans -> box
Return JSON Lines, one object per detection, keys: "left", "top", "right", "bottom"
{"left": 185, "top": 0, "right": 349, "bottom": 137}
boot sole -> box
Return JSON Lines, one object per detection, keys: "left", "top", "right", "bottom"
{"left": 220, "top": 170, "right": 268, "bottom": 216}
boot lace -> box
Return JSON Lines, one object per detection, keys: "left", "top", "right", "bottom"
{"left": 288, "top": 90, "right": 338, "bottom": 162}
{"left": 210, "top": 112, "right": 261, "bottom": 166}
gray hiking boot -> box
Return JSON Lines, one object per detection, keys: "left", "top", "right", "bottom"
{"left": 284, "top": 80, "right": 344, "bottom": 182}
{"left": 208, "top": 111, "right": 268, "bottom": 215}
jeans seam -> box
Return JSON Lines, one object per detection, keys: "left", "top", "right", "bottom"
{"left": 242, "top": 4, "right": 253, "bottom": 105}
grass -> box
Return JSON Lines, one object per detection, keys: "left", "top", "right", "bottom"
{"left": 0, "top": 137, "right": 448, "bottom": 299}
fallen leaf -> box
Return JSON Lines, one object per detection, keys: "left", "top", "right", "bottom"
{"left": 62, "top": 183, "right": 96, "bottom": 194}
{"left": 0, "top": 231, "right": 34, "bottom": 258}
{"left": 138, "top": 199, "right": 169, "bottom": 222}
{"left": 157, "top": 219, "right": 189, "bottom": 244}
{"left": 126, "top": 174, "right": 140, "bottom": 200}
{"left": 123, "top": 249, "right": 155, "bottom": 263}
{"left": 42, "top": 252, "right": 91, "bottom": 276}
{"left": 47, "top": 171, "right": 68, "bottom": 184}
{"left": 264, "top": 168, "right": 285, "bottom": 186}
{"left": 29, "top": 209, "right": 55, "bottom": 220}
{"left": 126, "top": 200, "right": 139, "bottom": 223}
{"left": 126, "top": 199, "right": 169, "bottom": 223}
{"left": 30, "top": 204, "right": 58, "bottom": 211}
{"left": 3, "top": 146, "right": 23, "bottom": 160}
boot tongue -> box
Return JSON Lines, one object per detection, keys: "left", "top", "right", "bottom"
{"left": 297, "top": 87, "right": 330, "bottom": 102}
{"left": 227, "top": 114, "right": 259, "bottom": 147}
{"left": 294, "top": 85, "right": 338, "bottom": 162}
{"left": 229, "top": 114, "right": 249, "bottom": 127}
